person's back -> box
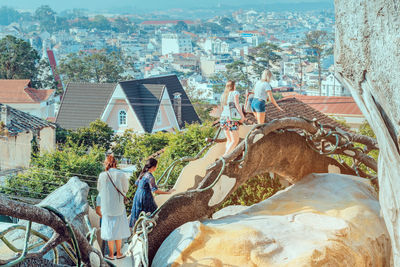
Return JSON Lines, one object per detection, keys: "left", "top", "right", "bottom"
{"left": 97, "top": 168, "right": 129, "bottom": 217}
{"left": 253, "top": 80, "right": 271, "bottom": 101}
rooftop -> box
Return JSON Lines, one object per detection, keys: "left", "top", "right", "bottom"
{"left": 0, "top": 104, "right": 55, "bottom": 136}
{"left": 286, "top": 95, "right": 362, "bottom": 116}
{"left": 0, "top": 79, "right": 55, "bottom": 104}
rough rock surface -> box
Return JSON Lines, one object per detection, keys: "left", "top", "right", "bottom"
{"left": 335, "top": 0, "right": 400, "bottom": 262}
{"left": 153, "top": 173, "right": 390, "bottom": 266}
{"left": 0, "top": 177, "right": 89, "bottom": 264}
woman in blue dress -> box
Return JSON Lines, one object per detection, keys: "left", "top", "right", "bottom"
{"left": 129, "top": 158, "right": 172, "bottom": 228}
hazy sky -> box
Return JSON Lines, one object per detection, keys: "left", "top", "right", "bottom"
{"left": 2, "top": 0, "right": 332, "bottom": 12}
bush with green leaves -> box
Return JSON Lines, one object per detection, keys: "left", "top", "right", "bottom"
{"left": 153, "top": 122, "right": 216, "bottom": 186}
{"left": 113, "top": 130, "right": 170, "bottom": 165}
{"left": 2, "top": 144, "right": 105, "bottom": 201}
{"left": 65, "top": 119, "right": 114, "bottom": 150}
{"left": 221, "top": 173, "right": 283, "bottom": 208}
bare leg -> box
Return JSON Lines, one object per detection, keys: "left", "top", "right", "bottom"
{"left": 224, "top": 129, "right": 232, "bottom": 155}
{"left": 116, "top": 239, "right": 123, "bottom": 257}
{"left": 256, "top": 112, "right": 266, "bottom": 124}
{"left": 107, "top": 240, "right": 115, "bottom": 258}
{"left": 225, "top": 130, "right": 239, "bottom": 155}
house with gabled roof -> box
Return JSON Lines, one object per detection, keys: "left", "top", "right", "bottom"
{"left": 56, "top": 75, "right": 201, "bottom": 133}
{"left": 0, "top": 79, "right": 58, "bottom": 120}
{"left": 0, "top": 104, "right": 56, "bottom": 170}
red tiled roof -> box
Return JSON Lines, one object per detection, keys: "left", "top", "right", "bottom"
{"left": 173, "top": 53, "right": 195, "bottom": 58}
{"left": 0, "top": 79, "right": 54, "bottom": 103}
{"left": 141, "top": 20, "right": 194, "bottom": 25}
{"left": 210, "top": 97, "right": 348, "bottom": 131}
{"left": 182, "top": 31, "right": 198, "bottom": 38}
{"left": 287, "top": 95, "right": 363, "bottom": 116}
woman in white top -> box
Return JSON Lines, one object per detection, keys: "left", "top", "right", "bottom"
{"left": 97, "top": 155, "right": 131, "bottom": 260}
{"left": 251, "top": 69, "right": 283, "bottom": 124}
{"left": 220, "top": 80, "right": 245, "bottom": 156}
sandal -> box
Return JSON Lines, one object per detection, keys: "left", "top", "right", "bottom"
{"left": 116, "top": 255, "right": 126, "bottom": 260}
{"left": 105, "top": 255, "right": 115, "bottom": 260}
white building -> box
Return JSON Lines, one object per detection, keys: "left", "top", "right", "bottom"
{"left": 161, "top": 34, "right": 192, "bottom": 55}
{"left": 321, "top": 73, "right": 351, "bottom": 96}
{"left": 204, "top": 38, "right": 230, "bottom": 55}
{"left": 283, "top": 62, "right": 297, "bottom": 76}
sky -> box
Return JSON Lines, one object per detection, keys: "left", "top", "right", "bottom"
{"left": 1, "top": 0, "right": 333, "bottom": 12}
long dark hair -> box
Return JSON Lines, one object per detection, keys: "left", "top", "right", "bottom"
{"left": 138, "top": 158, "right": 158, "bottom": 180}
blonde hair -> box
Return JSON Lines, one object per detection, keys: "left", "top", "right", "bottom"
{"left": 261, "top": 69, "right": 273, "bottom": 82}
{"left": 221, "top": 80, "right": 235, "bottom": 106}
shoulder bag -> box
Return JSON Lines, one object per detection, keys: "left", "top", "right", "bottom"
{"left": 106, "top": 171, "right": 129, "bottom": 205}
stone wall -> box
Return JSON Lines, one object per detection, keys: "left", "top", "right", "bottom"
{"left": 0, "top": 132, "right": 32, "bottom": 170}
{"left": 335, "top": 0, "right": 400, "bottom": 263}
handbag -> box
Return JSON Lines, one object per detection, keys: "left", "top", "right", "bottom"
{"left": 229, "top": 102, "right": 242, "bottom": 121}
{"left": 106, "top": 171, "right": 129, "bottom": 205}
{"left": 244, "top": 90, "right": 254, "bottom": 113}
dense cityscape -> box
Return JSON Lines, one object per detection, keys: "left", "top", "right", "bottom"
{"left": 0, "top": 4, "right": 345, "bottom": 107}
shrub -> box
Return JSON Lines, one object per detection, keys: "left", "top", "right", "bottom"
{"left": 221, "top": 173, "right": 283, "bottom": 208}
{"left": 2, "top": 144, "right": 105, "bottom": 200}
{"left": 66, "top": 119, "right": 114, "bottom": 150}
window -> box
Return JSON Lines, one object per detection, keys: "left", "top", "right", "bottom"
{"left": 119, "top": 110, "right": 127, "bottom": 126}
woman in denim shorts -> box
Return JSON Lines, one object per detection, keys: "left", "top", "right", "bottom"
{"left": 220, "top": 80, "right": 245, "bottom": 156}
{"left": 251, "top": 69, "right": 284, "bottom": 124}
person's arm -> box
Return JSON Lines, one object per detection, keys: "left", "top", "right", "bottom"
{"left": 267, "top": 91, "right": 284, "bottom": 111}
{"left": 149, "top": 174, "right": 172, "bottom": 195}
{"left": 234, "top": 93, "right": 245, "bottom": 122}
{"left": 95, "top": 206, "right": 102, "bottom": 217}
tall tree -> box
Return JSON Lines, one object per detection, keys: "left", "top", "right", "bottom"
{"left": 224, "top": 60, "right": 252, "bottom": 92}
{"left": 247, "top": 42, "right": 282, "bottom": 77}
{"left": 0, "top": 35, "right": 40, "bottom": 80}
{"left": 303, "top": 30, "right": 332, "bottom": 95}
{"left": 32, "top": 59, "right": 60, "bottom": 91}
{"left": 58, "top": 50, "right": 128, "bottom": 83}
{"left": 35, "top": 5, "right": 57, "bottom": 33}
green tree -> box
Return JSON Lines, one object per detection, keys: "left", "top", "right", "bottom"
{"left": 0, "top": 6, "right": 21, "bottom": 25}
{"left": 35, "top": 5, "right": 57, "bottom": 33}
{"left": 66, "top": 119, "right": 114, "bottom": 151}
{"left": 111, "top": 17, "right": 133, "bottom": 33}
{"left": 58, "top": 50, "right": 127, "bottom": 83}
{"left": 224, "top": 60, "right": 252, "bottom": 93}
{"left": 91, "top": 15, "right": 111, "bottom": 31}
{"left": 174, "top": 21, "right": 188, "bottom": 32}
{"left": 0, "top": 35, "right": 40, "bottom": 80}
{"left": 303, "top": 30, "right": 332, "bottom": 95}
{"left": 247, "top": 42, "right": 282, "bottom": 77}
{"left": 32, "top": 59, "right": 60, "bottom": 90}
